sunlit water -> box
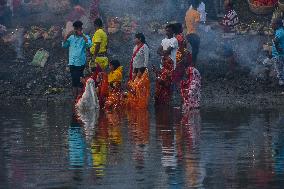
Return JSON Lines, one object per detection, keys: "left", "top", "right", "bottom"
{"left": 1, "top": 103, "right": 284, "bottom": 189}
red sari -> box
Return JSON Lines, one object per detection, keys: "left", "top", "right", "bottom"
{"left": 155, "top": 56, "right": 174, "bottom": 105}
{"left": 97, "top": 72, "right": 109, "bottom": 108}
{"left": 172, "top": 33, "right": 192, "bottom": 84}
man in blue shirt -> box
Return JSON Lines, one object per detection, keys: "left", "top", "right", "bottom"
{"left": 272, "top": 18, "right": 284, "bottom": 86}
{"left": 63, "top": 20, "right": 92, "bottom": 100}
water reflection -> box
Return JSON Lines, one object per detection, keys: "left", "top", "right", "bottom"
{"left": 91, "top": 111, "right": 123, "bottom": 177}
{"left": 76, "top": 108, "right": 99, "bottom": 143}
{"left": 274, "top": 117, "right": 284, "bottom": 176}
{"left": 2, "top": 104, "right": 284, "bottom": 188}
{"left": 90, "top": 113, "right": 108, "bottom": 176}
{"left": 68, "top": 117, "right": 87, "bottom": 169}
{"left": 181, "top": 109, "right": 205, "bottom": 189}
{"left": 127, "top": 109, "right": 150, "bottom": 169}
{"left": 155, "top": 106, "right": 184, "bottom": 188}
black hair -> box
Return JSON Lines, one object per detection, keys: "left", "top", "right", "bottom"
{"left": 173, "top": 23, "right": 183, "bottom": 35}
{"left": 134, "top": 67, "right": 146, "bottom": 74}
{"left": 135, "top": 33, "right": 146, "bottom": 44}
{"left": 134, "top": 68, "right": 139, "bottom": 74}
{"left": 73, "top": 20, "right": 83, "bottom": 29}
{"left": 165, "top": 24, "right": 176, "bottom": 32}
{"left": 110, "top": 60, "right": 120, "bottom": 70}
{"left": 139, "top": 67, "right": 146, "bottom": 74}
{"left": 94, "top": 18, "right": 103, "bottom": 27}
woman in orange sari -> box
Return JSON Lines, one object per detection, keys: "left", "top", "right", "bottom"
{"left": 104, "top": 60, "right": 123, "bottom": 110}
{"left": 124, "top": 67, "right": 150, "bottom": 109}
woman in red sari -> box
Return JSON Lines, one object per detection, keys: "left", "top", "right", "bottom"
{"left": 154, "top": 56, "right": 174, "bottom": 105}
{"left": 96, "top": 70, "right": 108, "bottom": 108}
{"left": 173, "top": 23, "right": 192, "bottom": 84}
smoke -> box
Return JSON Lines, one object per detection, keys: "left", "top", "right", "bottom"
{"left": 198, "top": 23, "right": 269, "bottom": 73}
{"left": 1, "top": 0, "right": 270, "bottom": 77}
{"left": 100, "top": 0, "right": 187, "bottom": 23}
{"left": 14, "top": 27, "right": 24, "bottom": 59}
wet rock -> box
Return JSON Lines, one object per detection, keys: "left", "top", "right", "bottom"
{"left": 26, "top": 82, "right": 32, "bottom": 89}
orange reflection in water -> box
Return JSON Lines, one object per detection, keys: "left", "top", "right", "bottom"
{"left": 127, "top": 109, "right": 150, "bottom": 164}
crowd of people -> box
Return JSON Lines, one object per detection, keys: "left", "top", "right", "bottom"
{"left": 62, "top": 13, "right": 201, "bottom": 112}
{"left": 63, "top": 0, "right": 284, "bottom": 114}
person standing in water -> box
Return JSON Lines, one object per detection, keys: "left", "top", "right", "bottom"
{"left": 89, "top": 18, "right": 108, "bottom": 74}
{"left": 155, "top": 24, "right": 178, "bottom": 105}
{"left": 129, "top": 33, "right": 149, "bottom": 80}
{"left": 157, "top": 24, "right": 178, "bottom": 70}
{"left": 62, "top": 20, "right": 92, "bottom": 100}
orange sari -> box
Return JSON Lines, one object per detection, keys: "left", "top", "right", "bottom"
{"left": 125, "top": 69, "right": 150, "bottom": 109}
{"left": 104, "top": 66, "right": 123, "bottom": 110}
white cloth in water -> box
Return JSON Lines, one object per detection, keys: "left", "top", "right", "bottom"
{"left": 78, "top": 107, "right": 99, "bottom": 143}
{"left": 75, "top": 78, "right": 100, "bottom": 111}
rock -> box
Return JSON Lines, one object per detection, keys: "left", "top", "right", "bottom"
{"left": 30, "top": 49, "right": 49, "bottom": 68}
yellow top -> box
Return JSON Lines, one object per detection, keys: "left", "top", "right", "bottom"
{"left": 90, "top": 29, "right": 108, "bottom": 54}
{"left": 185, "top": 8, "right": 200, "bottom": 34}
{"left": 108, "top": 66, "right": 123, "bottom": 84}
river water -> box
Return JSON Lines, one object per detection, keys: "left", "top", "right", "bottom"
{"left": 1, "top": 103, "right": 284, "bottom": 189}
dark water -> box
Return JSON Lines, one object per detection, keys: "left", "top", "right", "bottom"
{"left": 1, "top": 103, "right": 284, "bottom": 189}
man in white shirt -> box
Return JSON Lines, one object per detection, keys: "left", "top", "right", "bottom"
{"left": 157, "top": 24, "right": 178, "bottom": 69}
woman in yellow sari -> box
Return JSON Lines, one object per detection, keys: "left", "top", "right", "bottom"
{"left": 104, "top": 60, "right": 124, "bottom": 110}
{"left": 124, "top": 67, "right": 150, "bottom": 109}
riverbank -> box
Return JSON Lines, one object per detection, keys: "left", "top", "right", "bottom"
{"left": 1, "top": 27, "right": 284, "bottom": 109}
{"left": 1, "top": 1, "right": 283, "bottom": 108}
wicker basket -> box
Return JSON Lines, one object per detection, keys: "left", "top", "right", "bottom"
{"left": 247, "top": 0, "right": 275, "bottom": 15}
{"left": 279, "top": 0, "right": 284, "bottom": 11}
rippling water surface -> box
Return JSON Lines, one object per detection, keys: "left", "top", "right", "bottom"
{"left": 1, "top": 103, "right": 284, "bottom": 189}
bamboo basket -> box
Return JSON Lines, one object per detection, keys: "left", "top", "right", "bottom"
{"left": 279, "top": 0, "right": 284, "bottom": 11}
{"left": 247, "top": 0, "right": 275, "bottom": 15}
